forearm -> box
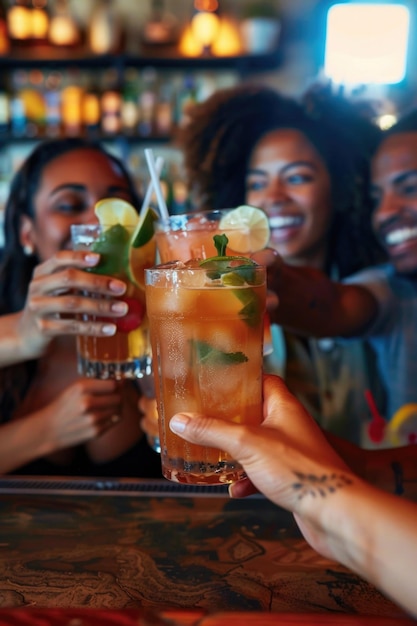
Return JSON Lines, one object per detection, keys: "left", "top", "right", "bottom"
{"left": 326, "top": 432, "right": 417, "bottom": 501}
{"left": 270, "top": 264, "right": 377, "bottom": 338}
{"left": 313, "top": 477, "right": 417, "bottom": 617}
{"left": 0, "top": 414, "right": 52, "bottom": 474}
{"left": 0, "top": 313, "right": 28, "bottom": 366}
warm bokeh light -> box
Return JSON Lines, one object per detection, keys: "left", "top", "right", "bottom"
{"left": 178, "top": 24, "right": 202, "bottom": 57}
{"left": 191, "top": 11, "right": 220, "bottom": 50}
{"left": 82, "top": 93, "right": 101, "bottom": 126}
{"left": 61, "top": 85, "right": 84, "bottom": 132}
{"left": 180, "top": 15, "right": 242, "bottom": 57}
{"left": 324, "top": 3, "right": 410, "bottom": 85}
{"left": 30, "top": 8, "right": 49, "bottom": 39}
{"left": 49, "top": 13, "right": 79, "bottom": 46}
{"left": 212, "top": 17, "right": 242, "bottom": 56}
{"left": 7, "top": 6, "right": 32, "bottom": 39}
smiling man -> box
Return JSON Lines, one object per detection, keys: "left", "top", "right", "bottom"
{"left": 255, "top": 109, "right": 417, "bottom": 440}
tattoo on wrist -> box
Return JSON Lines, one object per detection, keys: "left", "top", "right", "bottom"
{"left": 391, "top": 461, "right": 404, "bottom": 496}
{"left": 293, "top": 471, "right": 353, "bottom": 499}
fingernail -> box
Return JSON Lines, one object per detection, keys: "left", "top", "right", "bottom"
{"left": 102, "top": 324, "right": 116, "bottom": 335}
{"left": 84, "top": 253, "right": 99, "bottom": 265}
{"left": 109, "top": 280, "right": 126, "bottom": 294}
{"left": 170, "top": 414, "right": 190, "bottom": 434}
{"left": 111, "top": 301, "right": 128, "bottom": 314}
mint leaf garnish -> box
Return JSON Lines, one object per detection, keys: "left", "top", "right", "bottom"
{"left": 90, "top": 224, "right": 130, "bottom": 278}
{"left": 214, "top": 233, "right": 229, "bottom": 256}
{"left": 192, "top": 339, "right": 248, "bottom": 365}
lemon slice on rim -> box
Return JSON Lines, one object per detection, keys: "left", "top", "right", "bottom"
{"left": 386, "top": 404, "right": 417, "bottom": 446}
{"left": 95, "top": 197, "right": 139, "bottom": 227}
{"left": 218, "top": 205, "right": 270, "bottom": 253}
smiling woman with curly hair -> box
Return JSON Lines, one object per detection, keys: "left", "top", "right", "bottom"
{"left": 178, "top": 83, "right": 385, "bottom": 278}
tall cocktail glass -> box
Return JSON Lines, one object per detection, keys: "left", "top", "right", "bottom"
{"left": 71, "top": 223, "right": 155, "bottom": 379}
{"left": 143, "top": 208, "right": 271, "bottom": 452}
{"left": 145, "top": 259, "right": 266, "bottom": 485}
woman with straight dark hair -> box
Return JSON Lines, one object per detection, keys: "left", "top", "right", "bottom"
{"left": 0, "top": 138, "right": 161, "bottom": 477}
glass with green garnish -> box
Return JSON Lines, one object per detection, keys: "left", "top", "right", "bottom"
{"left": 70, "top": 199, "right": 157, "bottom": 379}
{"left": 145, "top": 235, "right": 266, "bottom": 485}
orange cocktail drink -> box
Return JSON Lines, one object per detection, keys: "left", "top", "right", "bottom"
{"left": 155, "top": 207, "right": 273, "bottom": 357}
{"left": 155, "top": 208, "right": 270, "bottom": 263}
{"left": 71, "top": 222, "right": 155, "bottom": 379}
{"left": 145, "top": 258, "right": 266, "bottom": 485}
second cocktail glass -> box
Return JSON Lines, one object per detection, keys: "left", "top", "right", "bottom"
{"left": 155, "top": 208, "right": 270, "bottom": 263}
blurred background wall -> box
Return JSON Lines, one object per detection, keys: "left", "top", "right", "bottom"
{"left": 0, "top": 0, "right": 415, "bottom": 234}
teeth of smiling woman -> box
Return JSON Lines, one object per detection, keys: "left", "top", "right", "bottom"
{"left": 386, "top": 226, "right": 417, "bottom": 245}
{"left": 269, "top": 215, "right": 303, "bottom": 229}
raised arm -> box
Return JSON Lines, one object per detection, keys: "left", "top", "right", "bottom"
{"left": 252, "top": 249, "right": 378, "bottom": 338}
{"left": 169, "top": 375, "right": 417, "bottom": 618}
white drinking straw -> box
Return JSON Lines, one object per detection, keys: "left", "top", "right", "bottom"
{"left": 144, "top": 148, "right": 170, "bottom": 220}
{"left": 140, "top": 154, "right": 164, "bottom": 215}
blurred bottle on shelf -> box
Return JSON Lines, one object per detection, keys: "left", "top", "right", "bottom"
{"left": 121, "top": 68, "right": 139, "bottom": 136}
{"left": 169, "top": 161, "right": 191, "bottom": 214}
{"left": 48, "top": 0, "right": 80, "bottom": 48}
{"left": 138, "top": 67, "right": 157, "bottom": 137}
{"left": 61, "top": 69, "right": 84, "bottom": 136}
{"left": 141, "top": 0, "right": 179, "bottom": 47}
{"left": 30, "top": 0, "right": 49, "bottom": 45}
{"left": 155, "top": 76, "right": 173, "bottom": 136}
{"left": 10, "top": 69, "right": 38, "bottom": 136}
{"left": 175, "top": 74, "right": 197, "bottom": 127}
{"left": 88, "top": 0, "right": 123, "bottom": 55}
{"left": 100, "top": 68, "right": 122, "bottom": 135}
{"left": 82, "top": 77, "right": 101, "bottom": 137}
{"left": 24, "top": 68, "right": 46, "bottom": 136}
{"left": 9, "top": 71, "right": 27, "bottom": 137}
{"left": 0, "top": 75, "right": 10, "bottom": 135}
{"left": 44, "top": 70, "right": 62, "bottom": 137}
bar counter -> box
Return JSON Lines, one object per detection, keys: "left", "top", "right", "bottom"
{"left": 0, "top": 476, "right": 414, "bottom": 625}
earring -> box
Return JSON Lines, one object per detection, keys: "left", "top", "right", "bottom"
{"left": 23, "top": 244, "right": 34, "bottom": 256}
